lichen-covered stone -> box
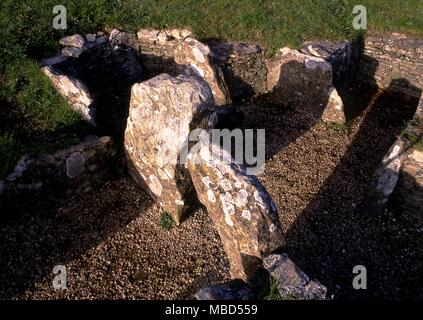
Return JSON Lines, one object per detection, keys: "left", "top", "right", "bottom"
{"left": 59, "top": 34, "right": 85, "bottom": 48}
{"left": 0, "top": 136, "right": 116, "bottom": 212}
{"left": 41, "top": 66, "right": 96, "bottom": 125}
{"left": 263, "top": 254, "right": 327, "bottom": 300}
{"left": 174, "top": 37, "right": 231, "bottom": 106}
{"left": 187, "top": 142, "right": 283, "bottom": 281}
{"left": 266, "top": 47, "right": 345, "bottom": 123}
{"left": 109, "top": 29, "right": 139, "bottom": 51}
{"left": 124, "top": 74, "right": 215, "bottom": 224}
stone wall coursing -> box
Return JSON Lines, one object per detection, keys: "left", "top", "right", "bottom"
{"left": 209, "top": 42, "right": 268, "bottom": 100}
{"left": 357, "top": 32, "right": 423, "bottom": 97}
{"left": 0, "top": 136, "right": 117, "bottom": 213}
{"left": 137, "top": 29, "right": 191, "bottom": 77}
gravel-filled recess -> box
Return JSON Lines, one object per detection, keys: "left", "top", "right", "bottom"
{"left": 0, "top": 83, "right": 422, "bottom": 300}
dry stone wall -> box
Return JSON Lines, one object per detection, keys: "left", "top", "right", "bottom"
{"left": 357, "top": 31, "right": 423, "bottom": 97}
{"left": 0, "top": 136, "right": 116, "bottom": 213}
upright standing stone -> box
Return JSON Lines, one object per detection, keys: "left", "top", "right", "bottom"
{"left": 124, "top": 74, "right": 215, "bottom": 224}
{"left": 266, "top": 47, "right": 346, "bottom": 124}
{"left": 187, "top": 142, "right": 283, "bottom": 281}
{"left": 174, "top": 37, "right": 231, "bottom": 106}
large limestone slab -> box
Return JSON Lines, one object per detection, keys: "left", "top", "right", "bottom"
{"left": 124, "top": 74, "right": 215, "bottom": 224}
{"left": 187, "top": 142, "right": 283, "bottom": 282}
{"left": 41, "top": 66, "right": 95, "bottom": 125}
{"left": 174, "top": 37, "right": 231, "bottom": 106}
{"left": 266, "top": 47, "right": 345, "bottom": 124}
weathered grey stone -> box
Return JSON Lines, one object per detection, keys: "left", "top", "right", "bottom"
{"left": 95, "top": 36, "right": 108, "bottom": 45}
{"left": 109, "top": 29, "right": 138, "bottom": 51}
{"left": 61, "top": 46, "right": 84, "bottom": 58}
{"left": 66, "top": 152, "right": 86, "bottom": 178}
{"left": 372, "top": 136, "right": 411, "bottom": 209}
{"left": 195, "top": 280, "right": 254, "bottom": 300}
{"left": 59, "top": 34, "right": 85, "bottom": 48}
{"left": 187, "top": 142, "right": 283, "bottom": 282}
{"left": 263, "top": 254, "right": 327, "bottom": 300}
{"left": 41, "top": 66, "right": 96, "bottom": 125}
{"left": 322, "top": 86, "right": 346, "bottom": 123}
{"left": 41, "top": 54, "right": 69, "bottom": 67}
{"left": 301, "top": 40, "right": 361, "bottom": 91}
{"left": 266, "top": 47, "right": 345, "bottom": 123}
{"left": 174, "top": 37, "right": 231, "bottom": 106}
{"left": 124, "top": 74, "right": 215, "bottom": 224}
{"left": 85, "top": 33, "right": 96, "bottom": 42}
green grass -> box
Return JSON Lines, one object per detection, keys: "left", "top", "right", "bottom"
{"left": 256, "top": 277, "right": 292, "bottom": 300}
{"left": 321, "top": 120, "right": 349, "bottom": 133}
{"left": 0, "top": 0, "right": 421, "bottom": 178}
{"left": 159, "top": 212, "right": 174, "bottom": 230}
{"left": 400, "top": 118, "right": 423, "bottom": 151}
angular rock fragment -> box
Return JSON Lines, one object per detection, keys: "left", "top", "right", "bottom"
{"left": 322, "top": 87, "right": 346, "bottom": 123}
{"left": 85, "top": 33, "right": 96, "bottom": 42}
{"left": 263, "top": 254, "right": 327, "bottom": 300}
{"left": 266, "top": 47, "right": 346, "bottom": 124}
{"left": 187, "top": 142, "right": 283, "bottom": 281}
{"left": 59, "top": 34, "right": 85, "bottom": 48}
{"left": 195, "top": 280, "right": 254, "bottom": 300}
{"left": 124, "top": 74, "right": 215, "bottom": 224}
{"left": 41, "top": 66, "right": 96, "bottom": 125}
{"left": 61, "top": 46, "right": 84, "bottom": 58}
{"left": 174, "top": 37, "right": 231, "bottom": 106}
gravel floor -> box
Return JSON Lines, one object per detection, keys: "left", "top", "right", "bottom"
{"left": 243, "top": 85, "right": 423, "bottom": 299}
{"left": 0, "top": 84, "right": 422, "bottom": 300}
{"left": 0, "top": 178, "right": 230, "bottom": 299}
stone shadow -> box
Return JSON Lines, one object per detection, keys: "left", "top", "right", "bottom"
{"left": 0, "top": 176, "right": 153, "bottom": 299}
{"left": 282, "top": 79, "right": 421, "bottom": 299}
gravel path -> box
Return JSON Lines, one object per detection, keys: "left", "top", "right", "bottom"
{"left": 1, "top": 85, "right": 421, "bottom": 299}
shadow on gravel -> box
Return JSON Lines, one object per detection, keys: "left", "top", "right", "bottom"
{"left": 0, "top": 176, "right": 153, "bottom": 299}
{"left": 283, "top": 79, "right": 422, "bottom": 299}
